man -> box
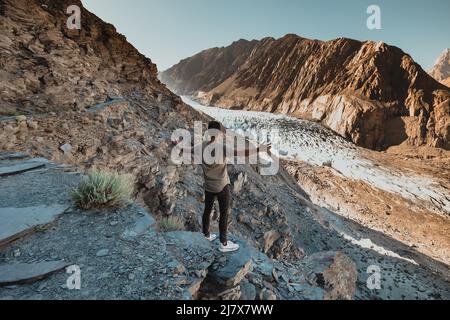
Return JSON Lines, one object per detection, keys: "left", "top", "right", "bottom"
{"left": 199, "top": 121, "right": 271, "bottom": 253}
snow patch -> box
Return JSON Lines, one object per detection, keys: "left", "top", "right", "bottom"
{"left": 340, "top": 232, "right": 418, "bottom": 266}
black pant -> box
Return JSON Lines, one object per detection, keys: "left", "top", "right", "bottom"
{"left": 203, "top": 184, "right": 231, "bottom": 245}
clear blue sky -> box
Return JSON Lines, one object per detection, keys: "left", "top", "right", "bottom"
{"left": 82, "top": 0, "right": 449, "bottom": 71}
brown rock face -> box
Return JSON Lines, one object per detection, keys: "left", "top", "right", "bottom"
{"left": 161, "top": 34, "right": 450, "bottom": 150}
{"left": 301, "top": 251, "right": 357, "bottom": 300}
{"left": 160, "top": 39, "right": 259, "bottom": 96}
{"left": 0, "top": 0, "right": 173, "bottom": 114}
{"left": 429, "top": 49, "right": 450, "bottom": 87}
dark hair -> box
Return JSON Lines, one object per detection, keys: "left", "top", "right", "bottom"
{"left": 208, "top": 121, "right": 226, "bottom": 133}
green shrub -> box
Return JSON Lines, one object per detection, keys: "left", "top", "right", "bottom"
{"left": 159, "top": 216, "right": 185, "bottom": 232}
{"left": 71, "top": 170, "right": 134, "bottom": 209}
{"left": 0, "top": 106, "right": 24, "bottom": 117}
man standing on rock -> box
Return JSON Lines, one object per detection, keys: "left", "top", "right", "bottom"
{"left": 196, "top": 121, "right": 271, "bottom": 253}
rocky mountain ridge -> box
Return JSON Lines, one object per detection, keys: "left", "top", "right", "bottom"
{"left": 429, "top": 49, "right": 450, "bottom": 87}
{"left": 161, "top": 35, "right": 450, "bottom": 150}
{"left": 0, "top": 0, "right": 174, "bottom": 115}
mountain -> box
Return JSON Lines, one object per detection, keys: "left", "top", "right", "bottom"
{"left": 161, "top": 35, "right": 450, "bottom": 150}
{"left": 429, "top": 49, "right": 450, "bottom": 87}
{"left": 0, "top": 0, "right": 174, "bottom": 115}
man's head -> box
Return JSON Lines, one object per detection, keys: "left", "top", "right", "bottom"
{"left": 208, "top": 121, "right": 227, "bottom": 134}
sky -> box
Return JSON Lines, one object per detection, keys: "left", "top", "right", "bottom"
{"left": 82, "top": 0, "right": 450, "bottom": 71}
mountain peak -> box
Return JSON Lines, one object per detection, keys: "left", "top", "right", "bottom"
{"left": 429, "top": 49, "right": 450, "bottom": 86}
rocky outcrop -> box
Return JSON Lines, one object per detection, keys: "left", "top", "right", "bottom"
{"left": 161, "top": 35, "right": 450, "bottom": 150}
{"left": 160, "top": 39, "right": 259, "bottom": 96}
{"left": 199, "top": 239, "right": 253, "bottom": 300}
{"left": 429, "top": 49, "right": 450, "bottom": 87}
{"left": 299, "top": 251, "right": 357, "bottom": 300}
{"left": 0, "top": 0, "right": 174, "bottom": 115}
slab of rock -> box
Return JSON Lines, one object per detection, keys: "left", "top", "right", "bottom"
{"left": 165, "top": 232, "right": 215, "bottom": 299}
{"left": 0, "top": 161, "right": 46, "bottom": 177}
{"left": 0, "top": 205, "right": 68, "bottom": 247}
{"left": 263, "top": 230, "right": 280, "bottom": 253}
{"left": 0, "top": 260, "right": 70, "bottom": 286}
{"left": 209, "top": 240, "right": 253, "bottom": 287}
{"left": 301, "top": 251, "right": 357, "bottom": 300}
{"left": 120, "top": 213, "right": 156, "bottom": 241}
{"left": 60, "top": 143, "right": 72, "bottom": 155}
{"left": 0, "top": 152, "right": 29, "bottom": 161}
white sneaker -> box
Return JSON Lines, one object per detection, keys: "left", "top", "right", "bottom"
{"left": 219, "top": 240, "right": 240, "bottom": 253}
{"left": 205, "top": 234, "right": 218, "bottom": 242}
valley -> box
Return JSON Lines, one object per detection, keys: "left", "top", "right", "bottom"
{"left": 183, "top": 95, "right": 450, "bottom": 274}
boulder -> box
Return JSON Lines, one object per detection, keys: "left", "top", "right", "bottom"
{"left": 217, "top": 286, "right": 242, "bottom": 300}
{"left": 164, "top": 232, "right": 215, "bottom": 299}
{"left": 0, "top": 160, "right": 46, "bottom": 177}
{"left": 208, "top": 241, "right": 253, "bottom": 287}
{"left": 60, "top": 143, "right": 73, "bottom": 155}
{"left": 0, "top": 205, "right": 68, "bottom": 247}
{"left": 120, "top": 212, "right": 156, "bottom": 241}
{"left": 300, "top": 251, "right": 357, "bottom": 300}
{"left": 197, "top": 239, "right": 254, "bottom": 300}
